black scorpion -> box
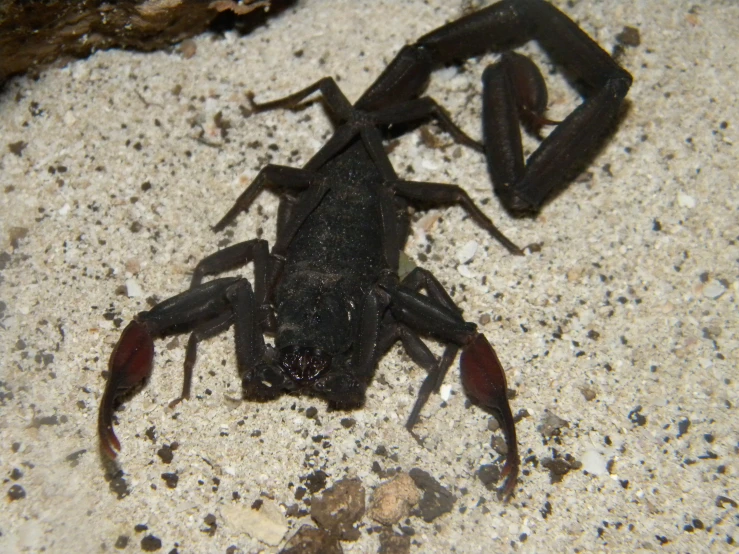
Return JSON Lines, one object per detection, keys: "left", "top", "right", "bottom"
{"left": 98, "top": 0, "right": 632, "bottom": 498}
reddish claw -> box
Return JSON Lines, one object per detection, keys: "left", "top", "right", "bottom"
{"left": 460, "top": 333, "right": 520, "bottom": 499}
{"left": 98, "top": 320, "right": 155, "bottom": 459}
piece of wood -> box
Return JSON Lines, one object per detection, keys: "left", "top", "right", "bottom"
{"left": 0, "top": 0, "right": 273, "bottom": 83}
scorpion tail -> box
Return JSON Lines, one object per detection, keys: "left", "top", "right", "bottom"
{"left": 98, "top": 320, "right": 155, "bottom": 458}
{"left": 460, "top": 333, "right": 519, "bottom": 499}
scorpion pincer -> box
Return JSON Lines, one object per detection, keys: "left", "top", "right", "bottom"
{"left": 99, "top": 0, "right": 631, "bottom": 499}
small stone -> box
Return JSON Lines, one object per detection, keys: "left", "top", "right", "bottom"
{"left": 368, "top": 473, "right": 422, "bottom": 525}
{"left": 63, "top": 110, "right": 77, "bottom": 126}
{"left": 616, "top": 26, "right": 641, "bottom": 47}
{"left": 476, "top": 464, "right": 501, "bottom": 491}
{"left": 567, "top": 268, "right": 582, "bottom": 282}
{"left": 125, "top": 258, "right": 141, "bottom": 274}
{"left": 457, "top": 264, "right": 474, "bottom": 278}
{"left": 8, "top": 484, "right": 26, "bottom": 500}
{"left": 457, "top": 240, "right": 478, "bottom": 264}
{"left": 140, "top": 535, "right": 162, "bottom": 551}
{"left": 538, "top": 411, "right": 569, "bottom": 437}
{"left": 581, "top": 449, "right": 608, "bottom": 476}
{"left": 677, "top": 191, "right": 696, "bottom": 208}
{"left": 311, "top": 478, "right": 365, "bottom": 538}
{"left": 161, "top": 472, "right": 179, "bottom": 489}
{"left": 157, "top": 444, "right": 174, "bottom": 464}
{"left": 221, "top": 500, "right": 288, "bottom": 546}
{"left": 490, "top": 435, "right": 508, "bottom": 456}
{"left": 542, "top": 454, "right": 582, "bottom": 483}
{"left": 580, "top": 386, "right": 597, "bottom": 401}
{"left": 398, "top": 251, "right": 417, "bottom": 281}
{"left": 126, "top": 278, "right": 144, "bottom": 298}
{"left": 703, "top": 281, "right": 725, "bottom": 299}
{"left": 302, "top": 470, "right": 328, "bottom": 493}
{"left": 180, "top": 39, "right": 197, "bottom": 59}
{"left": 280, "top": 525, "right": 342, "bottom": 554}
{"left": 378, "top": 530, "right": 411, "bottom": 554}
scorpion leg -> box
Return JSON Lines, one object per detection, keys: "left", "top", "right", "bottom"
{"left": 376, "top": 314, "right": 438, "bottom": 374}
{"left": 393, "top": 179, "right": 523, "bottom": 255}
{"left": 99, "top": 277, "right": 242, "bottom": 458}
{"left": 213, "top": 165, "right": 317, "bottom": 232}
{"left": 191, "top": 238, "right": 269, "bottom": 288}
{"left": 375, "top": 312, "right": 458, "bottom": 432}
{"left": 211, "top": 162, "right": 333, "bottom": 260}
{"left": 383, "top": 269, "right": 519, "bottom": 497}
{"left": 250, "top": 76, "right": 353, "bottom": 118}
{"left": 250, "top": 77, "right": 360, "bottom": 172}
{"left": 170, "top": 311, "right": 234, "bottom": 408}
{"left": 371, "top": 97, "right": 483, "bottom": 152}
{"left": 356, "top": 124, "right": 521, "bottom": 257}
{"left": 387, "top": 267, "right": 467, "bottom": 428}
{"left": 190, "top": 239, "right": 280, "bottom": 332}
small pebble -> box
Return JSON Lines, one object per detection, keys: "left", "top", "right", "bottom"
{"left": 457, "top": 264, "right": 474, "bottom": 278}
{"left": 368, "top": 473, "right": 421, "bottom": 525}
{"left": 311, "top": 478, "right": 365, "bottom": 538}
{"left": 8, "top": 484, "right": 26, "bottom": 500}
{"left": 126, "top": 278, "right": 144, "bottom": 298}
{"left": 581, "top": 449, "right": 608, "bottom": 476}
{"left": 703, "top": 281, "right": 725, "bottom": 299}
{"left": 220, "top": 500, "right": 287, "bottom": 546}
{"left": 457, "top": 239, "right": 478, "bottom": 264}
{"left": 677, "top": 191, "right": 696, "bottom": 208}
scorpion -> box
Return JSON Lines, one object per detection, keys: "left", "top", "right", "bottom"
{"left": 98, "top": 0, "right": 631, "bottom": 498}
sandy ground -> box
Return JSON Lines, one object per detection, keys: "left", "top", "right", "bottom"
{"left": 1, "top": 0, "right": 737, "bottom": 552}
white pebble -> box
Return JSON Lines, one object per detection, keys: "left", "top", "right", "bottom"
{"left": 677, "top": 191, "right": 696, "bottom": 208}
{"left": 703, "top": 281, "right": 725, "bottom": 299}
{"left": 581, "top": 449, "right": 608, "bottom": 476}
{"left": 440, "top": 384, "right": 452, "bottom": 401}
{"left": 125, "top": 278, "right": 144, "bottom": 298}
{"left": 457, "top": 239, "right": 478, "bottom": 264}
{"left": 457, "top": 264, "right": 474, "bottom": 278}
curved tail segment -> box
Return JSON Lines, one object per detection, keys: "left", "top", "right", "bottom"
{"left": 460, "top": 333, "right": 519, "bottom": 498}
{"left": 98, "top": 320, "right": 155, "bottom": 459}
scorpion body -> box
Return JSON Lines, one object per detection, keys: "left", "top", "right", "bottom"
{"left": 98, "top": 0, "right": 632, "bottom": 499}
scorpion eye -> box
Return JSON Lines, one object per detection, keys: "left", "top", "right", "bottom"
{"left": 279, "top": 346, "right": 332, "bottom": 385}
